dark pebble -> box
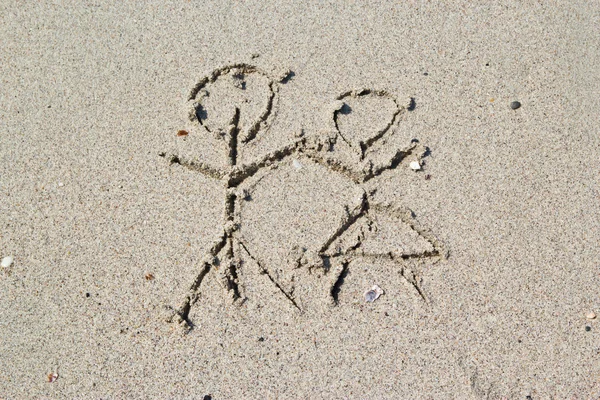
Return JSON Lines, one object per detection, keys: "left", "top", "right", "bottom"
{"left": 586, "top": 326, "right": 592, "bottom": 332}
{"left": 85, "top": 293, "right": 90, "bottom": 297}
{"left": 510, "top": 101, "right": 521, "bottom": 110}
{"left": 258, "top": 337, "right": 265, "bottom": 342}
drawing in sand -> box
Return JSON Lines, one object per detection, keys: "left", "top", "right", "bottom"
{"left": 160, "top": 64, "right": 446, "bottom": 329}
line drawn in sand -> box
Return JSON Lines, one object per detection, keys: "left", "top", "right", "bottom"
{"left": 160, "top": 63, "right": 447, "bottom": 329}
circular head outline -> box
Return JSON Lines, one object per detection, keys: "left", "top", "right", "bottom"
{"left": 187, "top": 63, "right": 282, "bottom": 144}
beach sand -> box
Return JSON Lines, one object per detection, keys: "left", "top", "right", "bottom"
{"left": 1, "top": 1, "right": 599, "bottom": 398}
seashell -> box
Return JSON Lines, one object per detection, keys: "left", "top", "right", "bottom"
{"left": 47, "top": 372, "right": 58, "bottom": 383}
{"left": 364, "top": 285, "right": 384, "bottom": 303}
{"left": 1, "top": 256, "right": 13, "bottom": 268}
{"left": 586, "top": 311, "right": 597, "bottom": 320}
{"left": 409, "top": 161, "right": 421, "bottom": 171}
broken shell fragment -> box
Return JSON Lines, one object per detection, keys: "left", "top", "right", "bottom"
{"left": 364, "top": 285, "right": 384, "bottom": 303}
{"left": 586, "top": 311, "right": 597, "bottom": 320}
{"left": 409, "top": 161, "right": 421, "bottom": 171}
{"left": 1, "top": 256, "right": 13, "bottom": 268}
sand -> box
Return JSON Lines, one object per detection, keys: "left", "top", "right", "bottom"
{"left": 1, "top": 1, "right": 599, "bottom": 398}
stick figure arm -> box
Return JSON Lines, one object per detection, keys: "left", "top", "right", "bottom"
{"left": 159, "top": 151, "right": 227, "bottom": 180}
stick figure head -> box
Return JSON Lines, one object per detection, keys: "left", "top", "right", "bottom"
{"left": 317, "top": 89, "right": 415, "bottom": 182}
{"left": 188, "top": 64, "right": 279, "bottom": 145}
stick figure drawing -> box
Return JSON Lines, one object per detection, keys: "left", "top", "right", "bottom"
{"left": 160, "top": 63, "right": 446, "bottom": 329}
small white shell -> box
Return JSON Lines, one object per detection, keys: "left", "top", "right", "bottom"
{"left": 587, "top": 311, "right": 597, "bottom": 320}
{"left": 409, "top": 161, "right": 421, "bottom": 171}
{"left": 1, "top": 256, "right": 13, "bottom": 268}
{"left": 364, "top": 285, "right": 384, "bottom": 303}
{"left": 292, "top": 159, "right": 303, "bottom": 170}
